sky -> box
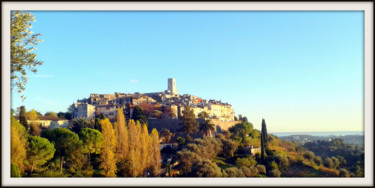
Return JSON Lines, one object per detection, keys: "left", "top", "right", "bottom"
{"left": 11, "top": 11, "right": 364, "bottom": 132}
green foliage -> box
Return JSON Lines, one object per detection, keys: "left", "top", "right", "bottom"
{"left": 199, "top": 119, "right": 215, "bottom": 137}
{"left": 180, "top": 105, "right": 199, "bottom": 138}
{"left": 11, "top": 163, "right": 21, "bottom": 177}
{"left": 303, "top": 151, "right": 315, "bottom": 160}
{"left": 11, "top": 11, "right": 43, "bottom": 99}
{"left": 274, "top": 154, "right": 289, "bottom": 171}
{"left": 260, "top": 119, "right": 268, "bottom": 163}
{"left": 268, "top": 169, "right": 281, "bottom": 177}
{"left": 217, "top": 135, "right": 238, "bottom": 158}
{"left": 190, "top": 159, "right": 223, "bottom": 177}
{"left": 11, "top": 116, "right": 27, "bottom": 174}
{"left": 70, "top": 118, "right": 94, "bottom": 133}
{"left": 19, "top": 106, "right": 28, "bottom": 129}
{"left": 78, "top": 128, "right": 104, "bottom": 164}
{"left": 41, "top": 128, "right": 83, "bottom": 173}
{"left": 324, "top": 157, "right": 334, "bottom": 169}
{"left": 176, "top": 136, "right": 186, "bottom": 147}
{"left": 198, "top": 111, "right": 209, "bottom": 119}
{"left": 235, "top": 156, "right": 258, "bottom": 168}
{"left": 177, "top": 149, "right": 200, "bottom": 176}
{"left": 132, "top": 106, "right": 148, "bottom": 125}
{"left": 44, "top": 112, "right": 57, "bottom": 117}
{"left": 339, "top": 168, "right": 350, "bottom": 177}
{"left": 25, "top": 136, "right": 55, "bottom": 175}
{"left": 160, "top": 129, "right": 173, "bottom": 143}
{"left": 256, "top": 165, "right": 267, "bottom": 175}
{"left": 151, "top": 110, "right": 163, "bottom": 119}
{"left": 224, "top": 167, "right": 245, "bottom": 177}
{"left": 187, "top": 137, "right": 222, "bottom": 160}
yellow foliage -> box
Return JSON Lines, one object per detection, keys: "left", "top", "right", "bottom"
{"left": 116, "top": 108, "right": 129, "bottom": 160}
{"left": 11, "top": 116, "right": 27, "bottom": 174}
{"left": 150, "top": 128, "right": 161, "bottom": 176}
{"left": 99, "top": 118, "right": 117, "bottom": 177}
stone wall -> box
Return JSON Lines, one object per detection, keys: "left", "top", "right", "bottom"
{"left": 148, "top": 119, "right": 241, "bottom": 139}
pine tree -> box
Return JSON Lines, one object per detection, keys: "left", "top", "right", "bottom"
{"left": 260, "top": 118, "right": 268, "bottom": 163}
{"left": 99, "top": 118, "right": 117, "bottom": 177}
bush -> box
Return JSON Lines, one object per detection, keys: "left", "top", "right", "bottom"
{"left": 313, "top": 156, "right": 323, "bottom": 166}
{"left": 256, "top": 165, "right": 266, "bottom": 175}
{"left": 240, "top": 166, "right": 258, "bottom": 177}
{"left": 268, "top": 169, "right": 281, "bottom": 177}
{"left": 225, "top": 167, "right": 245, "bottom": 177}
{"left": 190, "top": 159, "right": 222, "bottom": 177}
{"left": 303, "top": 151, "right": 315, "bottom": 160}
{"left": 339, "top": 169, "right": 350, "bottom": 177}
{"left": 324, "top": 157, "right": 334, "bottom": 169}
{"left": 235, "top": 156, "right": 257, "bottom": 168}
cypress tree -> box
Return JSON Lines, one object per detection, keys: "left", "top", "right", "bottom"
{"left": 260, "top": 118, "right": 268, "bottom": 163}
{"left": 19, "top": 106, "right": 28, "bottom": 129}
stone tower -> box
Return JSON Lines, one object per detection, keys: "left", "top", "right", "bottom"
{"left": 168, "top": 78, "right": 178, "bottom": 95}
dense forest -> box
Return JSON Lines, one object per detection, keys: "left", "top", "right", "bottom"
{"left": 11, "top": 106, "right": 364, "bottom": 177}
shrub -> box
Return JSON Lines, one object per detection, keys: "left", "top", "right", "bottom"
{"left": 256, "top": 165, "right": 266, "bottom": 175}
{"left": 268, "top": 169, "right": 281, "bottom": 177}
{"left": 339, "top": 169, "right": 350, "bottom": 177}
{"left": 324, "top": 157, "right": 334, "bottom": 169}
{"left": 225, "top": 167, "right": 245, "bottom": 177}
{"left": 303, "top": 151, "right": 315, "bottom": 160}
{"left": 235, "top": 156, "right": 257, "bottom": 168}
{"left": 240, "top": 166, "right": 258, "bottom": 177}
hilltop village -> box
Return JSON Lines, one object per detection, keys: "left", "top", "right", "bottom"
{"left": 72, "top": 78, "right": 235, "bottom": 123}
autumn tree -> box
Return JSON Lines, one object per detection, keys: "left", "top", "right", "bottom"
{"left": 11, "top": 11, "right": 43, "bottom": 100}
{"left": 25, "top": 136, "right": 55, "bottom": 176}
{"left": 180, "top": 105, "right": 199, "bottom": 141}
{"left": 137, "top": 102, "right": 154, "bottom": 117}
{"left": 127, "top": 119, "right": 138, "bottom": 176}
{"left": 78, "top": 128, "right": 104, "bottom": 165}
{"left": 160, "top": 129, "right": 173, "bottom": 143}
{"left": 11, "top": 116, "right": 27, "bottom": 175}
{"left": 151, "top": 110, "right": 163, "bottom": 119}
{"left": 260, "top": 119, "right": 268, "bottom": 163}
{"left": 150, "top": 129, "right": 161, "bottom": 176}
{"left": 115, "top": 108, "right": 129, "bottom": 160}
{"left": 199, "top": 119, "right": 215, "bottom": 137}
{"left": 99, "top": 118, "right": 117, "bottom": 177}
{"left": 19, "top": 106, "right": 28, "bottom": 129}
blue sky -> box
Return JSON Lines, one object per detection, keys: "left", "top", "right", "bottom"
{"left": 12, "top": 11, "right": 363, "bottom": 132}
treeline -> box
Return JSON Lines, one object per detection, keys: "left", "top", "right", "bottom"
{"left": 11, "top": 107, "right": 161, "bottom": 177}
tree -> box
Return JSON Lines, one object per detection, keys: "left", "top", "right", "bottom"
{"left": 19, "top": 106, "right": 28, "bottom": 129}
{"left": 217, "top": 136, "right": 238, "bottom": 158}
{"left": 198, "top": 111, "right": 209, "bottom": 119}
{"left": 150, "top": 129, "right": 161, "bottom": 176}
{"left": 78, "top": 128, "right": 104, "bottom": 165}
{"left": 70, "top": 118, "right": 93, "bottom": 133}
{"left": 199, "top": 119, "right": 215, "bottom": 137}
{"left": 260, "top": 119, "right": 268, "bottom": 163}
{"left": 160, "top": 129, "right": 173, "bottom": 143}
{"left": 11, "top": 116, "right": 27, "bottom": 175}
{"left": 11, "top": 11, "right": 43, "bottom": 100}
{"left": 132, "top": 106, "right": 148, "bottom": 125}
{"left": 190, "top": 159, "right": 222, "bottom": 177}
{"left": 242, "top": 116, "right": 248, "bottom": 122}
{"left": 99, "top": 118, "right": 117, "bottom": 177}
{"left": 137, "top": 102, "right": 154, "bottom": 117}
{"left": 180, "top": 105, "right": 199, "bottom": 141}
{"left": 151, "top": 110, "right": 163, "bottom": 119}
{"left": 115, "top": 108, "right": 129, "bottom": 160}
{"left": 41, "top": 128, "right": 82, "bottom": 172}
{"left": 324, "top": 157, "right": 334, "bottom": 169}
{"left": 238, "top": 114, "right": 242, "bottom": 122}
{"left": 44, "top": 112, "right": 58, "bottom": 117}
{"left": 25, "top": 136, "right": 55, "bottom": 176}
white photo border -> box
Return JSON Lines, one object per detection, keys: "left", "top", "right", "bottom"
{"left": 2, "top": 1, "right": 373, "bottom": 187}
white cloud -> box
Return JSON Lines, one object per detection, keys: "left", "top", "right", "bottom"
{"left": 130, "top": 79, "right": 139, "bottom": 83}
